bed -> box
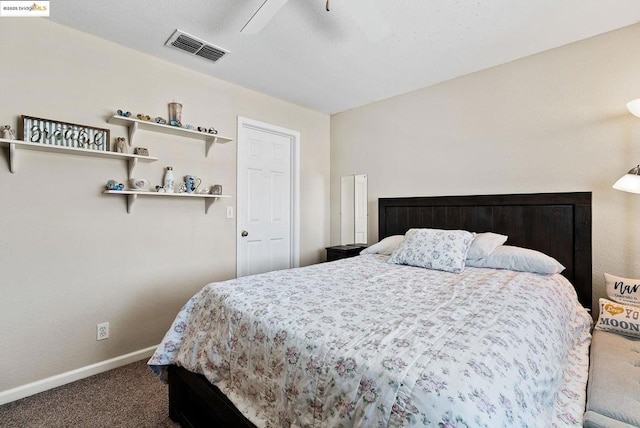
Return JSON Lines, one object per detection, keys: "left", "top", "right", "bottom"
{"left": 149, "top": 192, "right": 593, "bottom": 427}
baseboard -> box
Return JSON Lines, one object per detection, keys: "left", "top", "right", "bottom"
{"left": 0, "top": 345, "right": 158, "bottom": 406}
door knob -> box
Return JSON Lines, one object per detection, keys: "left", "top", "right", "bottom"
{"left": 241, "top": 230, "right": 248, "bottom": 237}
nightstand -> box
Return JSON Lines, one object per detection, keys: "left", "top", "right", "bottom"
{"left": 325, "top": 244, "right": 368, "bottom": 262}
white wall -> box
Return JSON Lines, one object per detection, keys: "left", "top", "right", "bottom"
{"left": 0, "top": 19, "right": 329, "bottom": 393}
{"left": 331, "top": 23, "right": 640, "bottom": 311}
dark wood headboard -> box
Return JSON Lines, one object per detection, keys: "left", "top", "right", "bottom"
{"left": 378, "top": 192, "right": 592, "bottom": 310}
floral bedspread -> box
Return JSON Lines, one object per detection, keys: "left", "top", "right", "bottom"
{"left": 149, "top": 254, "right": 592, "bottom": 427}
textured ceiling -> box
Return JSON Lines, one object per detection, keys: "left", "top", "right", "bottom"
{"left": 49, "top": 0, "right": 640, "bottom": 114}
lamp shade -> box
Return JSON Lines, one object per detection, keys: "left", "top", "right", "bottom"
{"left": 613, "top": 165, "right": 640, "bottom": 194}
{"left": 627, "top": 98, "right": 640, "bottom": 118}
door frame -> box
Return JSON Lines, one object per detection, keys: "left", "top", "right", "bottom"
{"left": 236, "top": 116, "right": 300, "bottom": 276}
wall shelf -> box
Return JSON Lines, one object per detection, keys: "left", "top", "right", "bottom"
{"left": 0, "top": 138, "right": 158, "bottom": 177}
{"left": 103, "top": 190, "right": 231, "bottom": 214}
{"left": 107, "top": 115, "right": 233, "bottom": 156}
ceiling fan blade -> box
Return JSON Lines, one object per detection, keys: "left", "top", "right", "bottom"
{"left": 241, "top": 0, "right": 290, "bottom": 34}
{"left": 342, "top": 0, "right": 391, "bottom": 42}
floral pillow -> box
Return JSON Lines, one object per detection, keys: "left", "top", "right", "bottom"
{"left": 603, "top": 273, "right": 640, "bottom": 307}
{"left": 594, "top": 298, "right": 640, "bottom": 338}
{"left": 387, "top": 228, "right": 475, "bottom": 273}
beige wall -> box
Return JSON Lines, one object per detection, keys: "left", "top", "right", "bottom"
{"left": 0, "top": 19, "right": 329, "bottom": 393}
{"left": 4, "top": 15, "right": 639, "bottom": 399}
{"left": 331, "top": 23, "right": 640, "bottom": 311}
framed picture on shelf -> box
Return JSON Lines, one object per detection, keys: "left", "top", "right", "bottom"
{"left": 21, "top": 115, "right": 110, "bottom": 151}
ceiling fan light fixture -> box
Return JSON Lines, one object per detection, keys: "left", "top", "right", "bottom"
{"left": 241, "top": 0, "right": 390, "bottom": 42}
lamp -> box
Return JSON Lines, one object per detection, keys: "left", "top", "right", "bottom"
{"left": 627, "top": 98, "right": 640, "bottom": 118}
{"left": 613, "top": 99, "right": 640, "bottom": 194}
{"left": 613, "top": 165, "right": 640, "bottom": 193}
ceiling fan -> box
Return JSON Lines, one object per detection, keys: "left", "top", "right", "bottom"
{"left": 241, "top": 0, "right": 391, "bottom": 42}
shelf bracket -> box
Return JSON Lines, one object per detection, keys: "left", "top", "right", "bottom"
{"left": 9, "top": 142, "right": 16, "bottom": 173}
{"left": 127, "top": 121, "right": 139, "bottom": 146}
{"left": 127, "top": 193, "right": 137, "bottom": 214}
{"left": 205, "top": 136, "right": 218, "bottom": 157}
{"left": 205, "top": 197, "right": 216, "bottom": 214}
{"left": 127, "top": 157, "right": 138, "bottom": 180}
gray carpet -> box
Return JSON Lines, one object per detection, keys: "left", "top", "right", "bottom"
{"left": 0, "top": 359, "right": 179, "bottom": 428}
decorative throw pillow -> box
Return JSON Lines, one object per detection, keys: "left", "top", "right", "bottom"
{"left": 466, "top": 232, "right": 508, "bottom": 260}
{"left": 360, "top": 235, "right": 405, "bottom": 255}
{"left": 594, "top": 298, "right": 640, "bottom": 338}
{"left": 603, "top": 273, "right": 640, "bottom": 307}
{"left": 466, "top": 245, "right": 565, "bottom": 274}
{"left": 387, "top": 228, "right": 475, "bottom": 273}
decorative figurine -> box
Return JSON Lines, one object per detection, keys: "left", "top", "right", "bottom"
{"left": 1, "top": 125, "right": 16, "bottom": 140}
{"left": 106, "top": 179, "right": 124, "bottom": 191}
{"left": 211, "top": 184, "right": 222, "bottom": 195}
{"left": 136, "top": 114, "right": 151, "bottom": 121}
{"left": 116, "top": 109, "right": 131, "bottom": 117}
{"left": 133, "top": 147, "right": 149, "bottom": 156}
{"left": 184, "top": 124, "right": 196, "bottom": 130}
{"left": 154, "top": 117, "right": 167, "bottom": 125}
{"left": 129, "top": 178, "right": 151, "bottom": 190}
{"left": 197, "top": 126, "right": 218, "bottom": 135}
{"left": 177, "top": 182, "right": 187, "bottom": 193}
{"left": 114, "top": 137, "right": 126, "bottom": 153}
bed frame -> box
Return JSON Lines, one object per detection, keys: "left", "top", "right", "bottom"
{"left": 167, "top": 191, "right": 592, "bottom": 428}
{"left": 378, "top": 192, "right": 592, "bottom": 309}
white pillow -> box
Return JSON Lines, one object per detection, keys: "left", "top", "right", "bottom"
{"left": 466, "top": 245, "right": 565, "bottom": 274}
{"left": 603, "top": 273, "right": 640, "bottom": 307}
{"left": 466, "top": 232, "right": 508, "bottom": 260}
{"left": 360, "top": 235, "right": 405, "bottom": 255}
{"left": 387, "top": 228, "right": 475, "bottom": 273}
{"left": 594, "top": 298, "right": 640, "bottom": 338}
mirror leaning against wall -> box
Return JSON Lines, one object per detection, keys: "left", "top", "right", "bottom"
{"left": 340, "top": 174, "right": 368, "bottom": 245}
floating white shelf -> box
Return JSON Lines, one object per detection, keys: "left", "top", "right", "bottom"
{"left": 103, "top": 190, "right": 232, "bottom": 214}
{"left": 107, "top": 115, "right": 233, "bottom": 156}
{"left": 0, "top": 138, "right": 158, "bottom": 177}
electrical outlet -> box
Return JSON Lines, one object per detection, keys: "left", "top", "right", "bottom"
{"left": 97, "top": 322, "right": 109, "bottom": 341}
{"left": 226, "top": 206, "right": 233, "bottom": 218}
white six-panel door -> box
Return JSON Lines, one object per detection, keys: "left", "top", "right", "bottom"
{"left": 237, "top": 117, "right": 300, "bottom": 277}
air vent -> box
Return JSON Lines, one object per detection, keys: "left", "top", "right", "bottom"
{"left": 165, "top": 29, "right": 228, "bottom": 63}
